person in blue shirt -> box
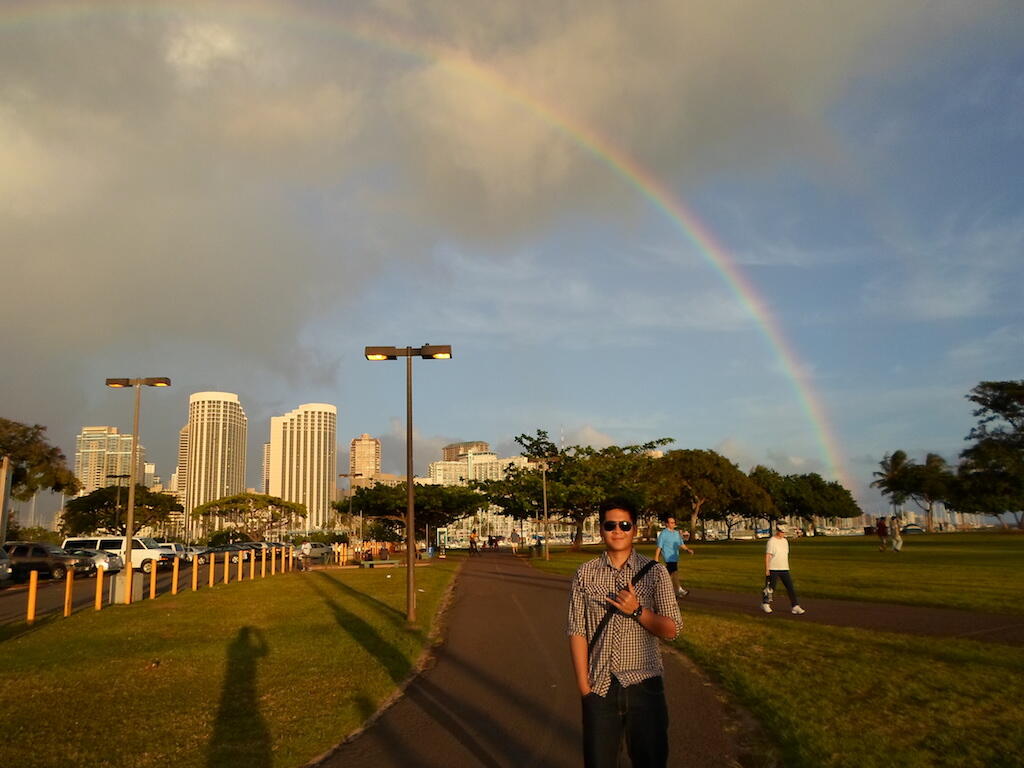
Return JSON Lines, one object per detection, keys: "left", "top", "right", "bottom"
{"left": 654, "top": 516, "right": 694, "bottom": 597}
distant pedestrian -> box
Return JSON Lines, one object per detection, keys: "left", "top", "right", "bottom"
{"left": 568, "top": 496, "right": 682, "bottom": 767}
{"left": 889, "top": 516, "right": 903, "bottom": 553}
{"left": 875, "top": 517, "right": 889, "bottom": 551}
{"left": 762, "top": 524, "right": 804, "bottom": 615}
{"left": 509, "top": 529, "right": 521, "bottom": 555}
{"left": 469, "top": 529, "right": 479, "bottom": 556}
{"left": 299, "top": 541, "right": 312, "bottom": 571}
{"left": 654, "top": 516, "right": 694, "bottom": 598}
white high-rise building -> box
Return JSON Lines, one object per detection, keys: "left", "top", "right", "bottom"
{"left": 268, "top": 404, "right": 338, "bottom": 530}
{"left": 184, "top": 393, "right": 248, "bottom": 533}
{"left": 349, "top": 433, "right": 381, "bottom": 482}
{"left": 73, "top": 426, "right": 145, "bottom": 496}
{"left": 262, "top": 442, "right": 272, "bottom": 494}
{"left": 428, "top": 451, "right": 529, "bottom": 486}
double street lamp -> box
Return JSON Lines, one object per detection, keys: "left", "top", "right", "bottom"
{"left": 365, "top": 345, "right": 451, "bottom": 623}
{"left": 105, "top": 377, "right": 171, "bottom": 604}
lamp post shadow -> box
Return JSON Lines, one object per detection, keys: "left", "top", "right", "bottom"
{"left": 207, "top": 626, "right": 271, "bottom": 768}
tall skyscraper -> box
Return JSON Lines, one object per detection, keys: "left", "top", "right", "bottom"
{"left": 268, "top": 404, "right": 338, "bottom": 530}
{"left": 172, "top": 425, "right": 189, "bottom": 501}
{"left": 261, "top": 442, "right": 271, "bottom": 494}
{"left": 184, "top": 393, "right": 248, "bottom": 531}
{"left": 73, "top": 426, "right": 145, "bottom": 496}
{"left": 349, "top": 433, "right": 381, "bottom": 481}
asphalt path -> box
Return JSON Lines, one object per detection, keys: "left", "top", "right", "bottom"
{"left": 313, "top": 551, "right": 750, "bottom": 768}
{"left": 679, "top": 586, "right": 1024, "bottom": 645}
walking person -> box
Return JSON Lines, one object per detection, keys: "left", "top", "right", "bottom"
{"left": 876, "top": 517, "right": 889, "bottom": 551}
{"left": 568, "top": 497, "right": 682, "bottom": 767}
{"left": 762, "top": 523, "right": 805, "bottom": 615}
{"left": 889, "top": 516, "right": 903, "bottom": 553}
{"left": 468, "top": 529, "right": 479, "bottom": 556}
{"left": 509, "top": 528, "right": 521, "bottom": 555}
{"left": 654, "top": 515, "right": 694, "bottom": 597}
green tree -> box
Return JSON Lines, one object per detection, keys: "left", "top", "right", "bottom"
{"left": 62, "top": 484, "right": 182, "bottom": 536}
{"left": 903, "top": 453, "right": 953, "bottom": 533}
{"left": 191, "top": 493, "right": 306, "bottom": 542}
{"left": 871, "top": 450, "right": 913, "bottom": 514}
{"left": 957, "top": 381, "right": 1024, "bottom": 529}
{"left": 504, "top": 430, "right": 671, "bottom": 547}
{"left": 0, "top": 418, "right": 80, "bottom": 499}
{"left": 348, "top": 483, "right": 487, "bottom": 540}
{"left": 645, "top": 449, "right": 754, "bottom": 541}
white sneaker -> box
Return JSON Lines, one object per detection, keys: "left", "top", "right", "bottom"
{"left": 762, "top": 603, "right": 772, "bottom": 613}
{"left": 677, "top": 588, "right": 689, "bottom": 597}
{"left": 791, "top": 606, "right": 805, "bottom": 615}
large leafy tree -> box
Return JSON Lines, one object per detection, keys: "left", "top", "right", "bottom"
{"left": 0, "top": 418, "right": 80, "bottom": 500}
{"left": 644, "top": 449, "right": 758, "bottom": 540}
{"left": 348, "top": 482, "right": 488, "bottom": 539}
{"left": 191, "top": 493, "right": 306, "bottom": 542}
{"left": 957, "top": 381, "right": 1024, "bottom": 529}
{"left": 490, "top": 430, "right": 671, "bottom": 547}
{"left": 62, "top": 484, "right": 182, "bottom": 536}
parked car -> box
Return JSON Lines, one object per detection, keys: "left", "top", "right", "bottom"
{"left": 201, "top": 545, "right": 251, "bottom": 565}
{"left": 901, "top": 523, "right": 926, "bottom": 535}
{"left": 66, "top": 548, "right": 123, "bottom": 573}
{"left": 184, "top": 545, "right": 208, "bottom": 562}
{"left": 2, "top": 541, "right": 95, "bottom": 581}
{"left": 158, "top": 542, "right": 190, "bottom": 562}
{"left": 0, "top": 548, "right": 12, "bottom": 586}
{"left": 61, "top": 536, "right": 176, "bottom": 574}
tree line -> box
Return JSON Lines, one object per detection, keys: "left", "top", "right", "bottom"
{"left": 872, "top": 381, "right": 1024, "bottom": 531}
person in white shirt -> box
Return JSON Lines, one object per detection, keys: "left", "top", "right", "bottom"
{"left": 762, "top": 524, "right": 805, "bottom": 615}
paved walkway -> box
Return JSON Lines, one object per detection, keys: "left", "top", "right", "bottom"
{"left": 680, "top": 587, "right": 1024, "bottom": 645}
{"left": 315, "top": 552, "right": 751, "bottom": 768}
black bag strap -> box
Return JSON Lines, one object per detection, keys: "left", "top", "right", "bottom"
{"left": 588, "top": 559, "right": 658, "bottom": 655}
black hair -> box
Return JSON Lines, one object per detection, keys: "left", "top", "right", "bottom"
{"left": 598, "top": 494, "right": 638, "bottom": 524}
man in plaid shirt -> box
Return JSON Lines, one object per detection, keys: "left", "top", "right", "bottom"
{"left": 568, "top": 497, "right": 682, "bottom": 767}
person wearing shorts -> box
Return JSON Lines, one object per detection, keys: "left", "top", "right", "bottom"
{"left": 654, "top": 516, "right": 693, "bottom": 598}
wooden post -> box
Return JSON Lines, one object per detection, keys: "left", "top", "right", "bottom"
{"left": 208, "top": 555, "right": 215, "bottom": 587}
{"left": 27, "top": 571, "right": 38, "bottom": 623}
{"left": 63, "top": 567, "right": 75, "bottom": 617}
{"left": 223, "top": 553, "right": 230, "bottom": 584}
{"left": 271, "top": 548, "right": 277, "bottom": 576}
{"left": 236, "top": 553, "right": 243, "bottom": 582}
{"left": 95, "top": 568, "right": 104, "bottom": 611}
{"left": 261, "top": 548, "right": 266, "bottom": 578}
{"left": 191, "top": 557, "right": 199, "bottom": 591}
{"left": 289, "top": 546, "right": 294, "bottom": 571}
{"left": 171, "top": 557, "right": 180, "bottom": 595}
{"left": 149, "top": 563, "right": 157, "bottom": 600}
{"left": 125, "top": 564, "right": 133, "bottom": 606}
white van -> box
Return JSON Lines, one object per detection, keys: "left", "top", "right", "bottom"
{"left": 60, "top": 536, "right": 176, "bottom": 574}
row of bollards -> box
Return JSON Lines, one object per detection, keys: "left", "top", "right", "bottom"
{"left": 25, "top": 546, "right": 297, "bottom": 624}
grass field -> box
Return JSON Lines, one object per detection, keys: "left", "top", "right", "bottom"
{"left": 538, "top": 531, "right": 1024, "bottom": 615}
{"left": 0, "top": 558, "right": 461, "bottom": 768}
{"left": 532, "top": 533, "right": 1024, "bottom": 768}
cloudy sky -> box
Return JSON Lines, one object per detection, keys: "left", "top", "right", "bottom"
{"left": 2, "top": 0, "right": 1022, "bottom": 518}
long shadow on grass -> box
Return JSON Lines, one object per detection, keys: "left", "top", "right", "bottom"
{"left": 303, "top": 576, "right": 413, "bottom": 684}
{"left": 311, "top": 571, "right": 411, "bottom": 630}
{"left": 207, "top": 626, "right": 271, "bottom": 768}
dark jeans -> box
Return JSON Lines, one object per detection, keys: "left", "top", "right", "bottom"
{"left": 581, "top": 676, "right": 668, "bottom": 768}
{"left": 764, "top": 570, "right": 799, "bottom": 606}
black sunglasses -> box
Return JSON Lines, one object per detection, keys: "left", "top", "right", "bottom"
{"left": 602, "top": 520, "right": 634, "bottom": 532}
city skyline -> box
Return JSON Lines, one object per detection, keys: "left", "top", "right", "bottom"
{"left": 1, "top": 3, "right": 1022, "bottom": 520}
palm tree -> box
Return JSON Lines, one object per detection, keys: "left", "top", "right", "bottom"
{"left": 871, "top": 450, "right": 912, "bottom": 518}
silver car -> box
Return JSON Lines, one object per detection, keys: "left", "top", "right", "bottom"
{"left": 67, "top": 548, "right": 124, "bottom": 573}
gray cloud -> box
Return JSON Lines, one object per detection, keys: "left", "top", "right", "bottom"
{"left": 0, "top": 0, "right": 1004, "bottom": 480}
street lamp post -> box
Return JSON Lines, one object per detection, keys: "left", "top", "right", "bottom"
{"left": 365, "top": 345, "right": 451, "bottom": 623}
{"left": 105, "top": 377, "right": 170, "bottom": 604}
{"left": 106, "top": 473, "right": 131, "bottom": 531}
{"left": 528, "top": 457, "right": 559, "bottom": 560}
{"left": 338, "top": 472, "right": 363, "bottom": 536}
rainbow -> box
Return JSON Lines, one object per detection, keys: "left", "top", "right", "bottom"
{"left": 3, "top": 1, "right": 851, "bottom": 489}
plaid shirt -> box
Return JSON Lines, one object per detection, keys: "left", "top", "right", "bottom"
{"left": 567, "top": 550, "right": 681, "bottom": 697}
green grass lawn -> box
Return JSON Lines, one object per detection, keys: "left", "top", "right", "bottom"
{"left": 676, "top": 606, "right": 1024, "bottom": 768}
{"left": 536, "top": 532, "right": 1024, "bottom": 615}
{"left": 0, "top": 558, "right": 461, "bottom": 768}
